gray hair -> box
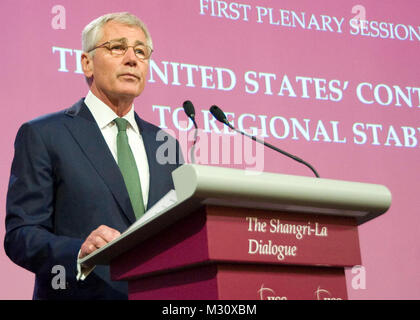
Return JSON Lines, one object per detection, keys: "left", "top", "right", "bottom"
{"left": 82, "top": 12, "right": 153, "bottom": 55}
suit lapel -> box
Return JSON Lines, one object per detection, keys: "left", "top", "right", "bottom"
{"left": 134, "top": 113, "right": 160, "bottom": 210}
{"left": 63, "top": 99, "right": 137, "bottom": 225}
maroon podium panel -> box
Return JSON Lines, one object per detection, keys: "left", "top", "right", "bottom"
{"left": 128, "top": 264, "right": 347, "bottom": 300}
{"left": 205, "top": 206, "right": 361, "bottom": 267}
{"left": 110, "top": 205, "right": 360, "bottom": 299}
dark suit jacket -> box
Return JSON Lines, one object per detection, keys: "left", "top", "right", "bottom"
{"left": 4, "top": 98, "right": 183, "bottom": 300}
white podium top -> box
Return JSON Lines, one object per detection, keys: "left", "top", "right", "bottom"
{"left": 173, "top": 164, "right": 391, "bottom": 224}
{"left": 80, "top": 164, "right": 391, "bottom": 266}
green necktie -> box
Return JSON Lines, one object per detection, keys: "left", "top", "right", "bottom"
{"left": 114, "top": 118, "right": 145, "bottom": 219}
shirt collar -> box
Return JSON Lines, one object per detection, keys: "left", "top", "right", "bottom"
{"left": 84, "top": 90, "right": 140, "bottom": 134}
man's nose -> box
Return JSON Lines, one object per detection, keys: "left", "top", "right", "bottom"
{"left": 122, "top": 47, "right": 138, "bottom": 66}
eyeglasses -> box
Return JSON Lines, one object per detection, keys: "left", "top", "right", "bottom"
{"left": 88, "top": 39, "right": 153, "bottom": 60}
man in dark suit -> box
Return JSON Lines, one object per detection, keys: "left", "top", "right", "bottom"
{"left": 4, "top": 12, "right": 183, "bottom": 299}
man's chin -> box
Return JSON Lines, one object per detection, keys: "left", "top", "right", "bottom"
{"left": 114, "top": 87, "right": 143, "bottom": 99}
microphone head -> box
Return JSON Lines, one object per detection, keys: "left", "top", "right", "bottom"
{"left": 210, "top": 105, "right": 227, "bottom": 124}
{"left": 183, "top": 100, "right": 195, "bottom": 119}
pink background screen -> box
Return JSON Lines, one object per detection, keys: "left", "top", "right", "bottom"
{"left": 0, "top": 0, "right": 419, "bottom": 299}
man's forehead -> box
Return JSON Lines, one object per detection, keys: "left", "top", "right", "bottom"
{"left": 101, "top": 21, "right": 146, "bottom": 42}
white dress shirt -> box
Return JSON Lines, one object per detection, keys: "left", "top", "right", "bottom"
{"left": 84, "top": 90, "right": 150, "bottom": 208}
{"left": 76, "top": 91, "right": 150, "bottom": 281}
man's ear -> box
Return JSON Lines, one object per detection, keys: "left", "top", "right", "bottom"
{"left": 81, "top": 52, "right": 94, "bottom": 78}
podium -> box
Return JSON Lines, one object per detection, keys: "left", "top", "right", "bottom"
{"left": 82, "top": 164, "right": 391, "bottom": 300}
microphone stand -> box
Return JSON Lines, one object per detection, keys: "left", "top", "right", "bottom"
{"left": 222, "top": 120, "right": 320, "bottom": 178}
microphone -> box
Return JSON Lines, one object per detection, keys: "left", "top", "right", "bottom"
{"left": 182, "top": 100, "right": 198, "bottom": 164}
{"left": 183, "top": 100, "right": 196, "bottom": 121}
{"left": 209, "top": 105, "right": 320, "bottom": 178}
{"left": 209, "top": 105, "right": 232, "bottom": 128}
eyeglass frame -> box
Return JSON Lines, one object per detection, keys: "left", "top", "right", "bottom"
{"left": 87, "top": 38, "right": 153, "bottom": 60}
